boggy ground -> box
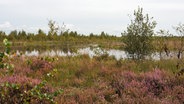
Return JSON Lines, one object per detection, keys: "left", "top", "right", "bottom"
{"left": 0, "top": 54, "right": 184, "bottom": 104}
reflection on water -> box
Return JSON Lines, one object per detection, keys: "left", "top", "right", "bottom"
{"left": 14, "top": 47, "right": 182, "bottom": 60}
{"left": 16, "top": 47, "right": 127, "bottom": 60}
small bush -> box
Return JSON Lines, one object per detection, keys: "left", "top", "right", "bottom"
{"left": 110, "top": 70, "right": 184, "bottom": 104}
{"left": 28, "top": 58, "right": 53, "bottom": 71}
{"left": 0, "top": 79, "right": 62, "bottom": 104}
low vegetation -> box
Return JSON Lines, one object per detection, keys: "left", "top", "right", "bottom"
{"left": 0, "top": 51, "right": 183, "bottom": 103}
{"left": 0, "top": 39, "right": 63, "bottom": 104}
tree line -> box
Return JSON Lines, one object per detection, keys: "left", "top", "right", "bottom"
{"left": 0, "top": 30, "right": 119, "bottom": 42}
{"left": 0, "top": 20, "right": 118, "bottom": 42}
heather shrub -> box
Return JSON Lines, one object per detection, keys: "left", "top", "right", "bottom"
{"left": 0, "top": 82, "right": 62, "bottom": 104}
{"left": 0, "top": 75, "right": 41, "bottom": 85}
{"left": 0, "top": 40, "right": 63, "bottom": 104}
{"left": 59, "top": 88, "right": 96, "bottom": 104}
{"left": 110, "top": 69, "right": 184, "bottom": 104}
{"left": 142, "top": 70, "right": 168, "bottom": 96}
{"left": 28, "top": 58, "right": 53, "bottom": 71}
{"left": 0, "top": 76, "right": 63, "bottom": 104}
{"left": 59, "top": 86, "right": 116, "bottom": 104}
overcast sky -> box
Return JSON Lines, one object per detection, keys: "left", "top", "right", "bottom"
{"left": 0, "top": 0, "right": 184, "bottom": 36}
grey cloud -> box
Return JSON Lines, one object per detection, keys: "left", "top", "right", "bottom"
{"left": 0, "top": 0, "right": 184, "bottom": 35}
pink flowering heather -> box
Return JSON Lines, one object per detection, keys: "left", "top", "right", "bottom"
{"left": 109, "top": 69, "right": 184, "bottom": 104}
{"left": 0, "top": 75, "right": 41, "bottom": 85}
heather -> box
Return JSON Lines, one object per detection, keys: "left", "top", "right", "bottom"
{"left": 0, "top": 39, "right": 183, "bottom": 103}
{"left": 0, "top": 53, "right": 183, "bottom": 103}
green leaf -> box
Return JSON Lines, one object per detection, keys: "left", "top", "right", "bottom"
{"left": 0, "top": 52, "right": 4, "bottom": 58}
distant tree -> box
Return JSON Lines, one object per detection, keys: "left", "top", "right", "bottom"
{"left": 174, "top": 23, "right": 184, "bottom": 59}
{"left": 27, "top": 33, "right": 34, "bottom": 41}
{"left": 60, "top": 22, "right": 69, "bottom": 36}
{"left": 100, "top": 31, "right": 105, "bottom": 36}
{"left": 100, "top": 31, "right": 106, "bottom": 39}
{"left": 36, "top": 29, "right": 47, "bottom": 41}
{"left": 156, "top": 30, "right": 172, "bottom": 58}
{"left": 18, "top": 30, "right": 27, "bottom": 40}
{"left": 123, "top": 7, "right": 157, "bottom": 60}
{"left": 69, "top": 31, "right": 74, "bottom": 37}
{"left": 90, "top": 33, "right": 94, "bottom": 37}
{"left": 48, "top": 20, "right": 59, "bottom": 40}
{"left": 74, "top": 31, "right": 78, "bottom": 37}
{"left": 68, "top": 31, "right": 77, "bottom": 37}
{"left": 0, "top": 31, "right": 6, "bottom": 41}
{"left": 8, "top": 30, "right": 18, "bottom": 41}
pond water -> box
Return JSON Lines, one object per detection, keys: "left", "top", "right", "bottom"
{"left": 14, "top": 47, "right": 182, "bottom": 60}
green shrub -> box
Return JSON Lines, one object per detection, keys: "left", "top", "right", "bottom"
{"left": 0, "top": 81, "right": 63, "bottom": 104}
